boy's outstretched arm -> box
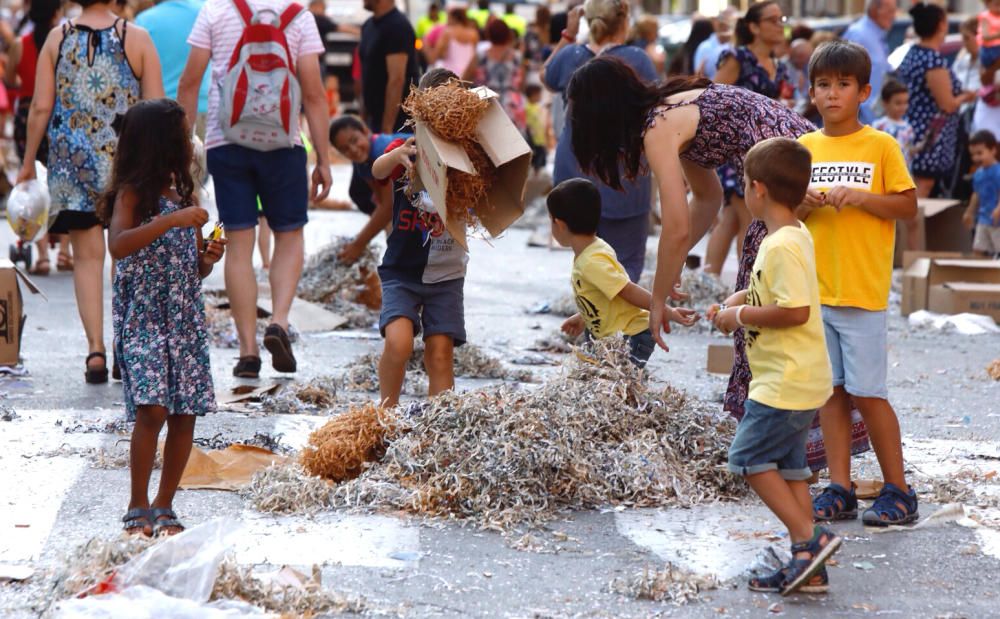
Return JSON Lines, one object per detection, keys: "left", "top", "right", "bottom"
{"left": 825, "top": 187, "right": 917, "bottom": 220}
{"left": 618, "top": 282, "right": 699, "bottom": 328}
{"left": 714, "top": 303, "right": 809, "bottom": 333}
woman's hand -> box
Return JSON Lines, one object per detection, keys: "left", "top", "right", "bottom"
{"left": 170, "top": 206, "right": 209, "bottom": 228}
{"left": 202, "top": 237, "right": 227, "bottom": 265}
{"left": 16, "top": 162, "right": 36, "bottom": 185}
{"left": 666, "top": 306, "right": 699, "bottom": 327}
{"left": 649, "top": 304, "right": 672, "bottom": 352}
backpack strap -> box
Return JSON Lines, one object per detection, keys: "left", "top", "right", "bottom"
{"left": 231, "top": 0, "right": 254, "bottom": 27}
{"left": 278, "top": 3, "right": 304, "bottom": 31}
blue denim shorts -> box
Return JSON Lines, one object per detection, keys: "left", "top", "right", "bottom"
{"left": 981, "top": 45, "right": 1000, "bottom": 69}
{"left": 821, "top": 305, "right": 888, "bottom": 399}
{"left": 206, "top": 144, "right": 308, "bottom": 232}
{"left": 626, "top": 329, "right": 656, "bottom": 368}
{"left": 727, "top": 399, "right": 818, "bottom": 480}
{"left": 379, "top": 277, "right": 466, "bottom": 345}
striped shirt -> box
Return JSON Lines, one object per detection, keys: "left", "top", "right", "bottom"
{"left": 188, "top": 0, "right": 323, "bottom": 149}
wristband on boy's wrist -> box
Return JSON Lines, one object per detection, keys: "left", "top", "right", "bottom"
{"left": 736, "top": 305, "right": 746, "bottom": 327}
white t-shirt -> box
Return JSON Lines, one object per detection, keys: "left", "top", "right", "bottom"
{"left": 187, "top": 0, "right": 324, "bottom": 148}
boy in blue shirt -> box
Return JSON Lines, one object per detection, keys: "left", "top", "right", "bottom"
{"left": 963, "top": 130, "right": 1000, "bottom": 257}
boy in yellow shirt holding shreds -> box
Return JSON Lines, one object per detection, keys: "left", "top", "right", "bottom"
{"left": 711, "top": 138, "right": 839, "bottom": 596}
{"left": 798, "top": 41, "right": 919, "bottom": 526}
{"left": 548, "top": 179, "right": 696, "bottom": 366}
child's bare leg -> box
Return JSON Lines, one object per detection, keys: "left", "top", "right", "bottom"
{"left": 790, "top": 479, "right": 814, "bottom": 520}
{"left": 746, "top": 471, "right": 815, "bottom": 546}
{"left": 853, "top": 396, "right": 908, "bottom": 490}
{"left": 423, "top": 334, "right": 455, "bottom": 397}
{"left": 129, "top": 405, "right": 168, "bottom": 534}
{"left": 819, "top": 387, "right": 854, "bottom": 488}
{"left": 379, "top": 318, "right": 414, "bottom": 408}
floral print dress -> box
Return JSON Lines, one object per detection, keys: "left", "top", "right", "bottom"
{"left": 114, "top": 197, "right": 215, "bottom": 422}
{"left": 47, "top": 19, "right": 139, "bottom": 213}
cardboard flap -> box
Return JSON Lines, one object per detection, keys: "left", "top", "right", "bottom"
{"left": 475, "top": 98, "right": 533, "bottom": 167}
{"left": 932, "top": 259, "right": 1000, "bottom": 269}
{"left": 942, "top": 282, "right": 1000, "bottom": 292}
{"left": 0, "top": 260, "right": 46, "bottom": 300}
{"left": 904, "top": 258, "right": 931, "bottom": 279}
{"left": 919, "top": 198, "right": 962, "bottom": 218}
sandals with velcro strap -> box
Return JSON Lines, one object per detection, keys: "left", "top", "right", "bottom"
{"left": 812, "top": 482, "right": 858, "bottom": 521}
{"left": 749, "top": 565, "right": 829, "bottom": 594}
{"left": 862, "top": 482, "right": 919, "bottom": 527}
{"left": 782, "top": 526, "right": 842, "bottom": 596}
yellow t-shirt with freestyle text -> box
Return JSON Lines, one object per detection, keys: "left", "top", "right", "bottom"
{"left": 799, "top": 126, "right": 915, "bottom": 311}
{"left": 571, "top": 238, "right": 649, "bottom": 339}
{"left": 746, "top": 224, "right": 833, "bottom": 411}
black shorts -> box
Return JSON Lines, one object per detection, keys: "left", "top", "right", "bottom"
{"left": 49, "top": 210, "right": 103, "bottom": 234}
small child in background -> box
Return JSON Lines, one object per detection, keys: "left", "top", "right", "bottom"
{"left": 710, "top": 137, "right": 839, "bottom": 596}
{"left": 523, "top": 83, "right": 548, "bottom": 173}
{"left": 329, "top": 114, "right": 411, "bottom": 263}
{"left": 548, "top": 178, "right": 696, "bottom": 367}
{"left": 978, "top": 0, "right": 1000, "bottom": 85}
{"left": 872, "top": 80, "right": 916, "bottom": 168}
{"left": 102, "top": 99, "right": 226, "bottom": 537}
{"left": 963, "top": 130, "right": 1000, "bottom": 256}
{"left": 373, "top": 68, "right": 469, "bottom": 408}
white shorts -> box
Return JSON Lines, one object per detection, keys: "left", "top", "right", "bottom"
{"left": 973, "top": 224, "right": 1000, "bottom": 255}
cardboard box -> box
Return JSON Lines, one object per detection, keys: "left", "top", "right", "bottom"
{"left": 706, "top": 343, "right": 735, "bottom": 374}
{"left": 929, "top": 282, "right": 1000, "bottom": 320}
{"left": 0, "top": 260, "right": 44, "bottom": 366}
{"left": 902, "top": 258, "right": 1000, "bottom": 316}
{"left": 893, "top": 199, "right": 971, "bottom": 267}
{"left": 413, "top": 87, "right": 532, "bottom": 248}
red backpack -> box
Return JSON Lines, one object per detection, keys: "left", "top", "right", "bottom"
{"left": 219, "top": 0, "right": 304, "bottom": 150}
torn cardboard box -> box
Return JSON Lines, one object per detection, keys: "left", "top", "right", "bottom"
{"left": 903, "top": 258, "right": 1000, "bottom": 318}
{"left": 0, "top": 259, "right": 45, "bottom": 366}
{"left": 706, "top": 343, "right": 735, "bottom": 375}
{"left": 893, "top": 199, "right": 970, "bottom": 267}
{"left": 413, "top": 87, "right": 531, "bottom": 248}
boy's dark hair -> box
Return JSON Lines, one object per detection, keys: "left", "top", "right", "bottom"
{"left": 99, "top": 99, "right": 194, "bottom": 224}
{"left": 970, "top": 129, "right": 998, "bottom": 150}
{"left": 743, "top": 137, "right": 812, "bottom": 209}
{"left": 329, "top": 114, "right": 367, "bottom": 144}
{"left": 909, "top": 2, "right": 945, "bottom": 39}
{"left": 547, "top": 178, "right": 601, "bottom": 234}
{"left": 419, "top": 67, "right": 459, "bottom": 89}
{"left": 881, "top": 79, "right": 908, "bottom": 102}
{"left": 524, "top": 83, "right": 542, "bottom": 98}
{"left": 808, "top": 40, "right": 872, "bottom": 87}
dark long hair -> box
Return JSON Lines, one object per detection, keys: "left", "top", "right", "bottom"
{"left": 567, "top": 56, "right": 710, "bottom": 190}
{"left": 100, "top": 99, "right": 194, "bottom": 224}
{"left": 29, "top": 0, "right": 62, "bottom": 52}
{"left": 735, "top": 0, "right": 778, "bottom": 46}
{"left": 668, "top": 18, "right": 714, "bottom": 76}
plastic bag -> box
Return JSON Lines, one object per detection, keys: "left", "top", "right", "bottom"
{"left": 6, "top": 166, "right": 50, "bottom": 242}
{"left": 53, "top": 585, "right": 271, "bottom": 618}
{"left": 116, "top": 518, "right": 241, "bottom": 603}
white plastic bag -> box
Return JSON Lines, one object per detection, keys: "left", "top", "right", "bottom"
{"left": 6, "top": 165, "right": 50, "bottom": 242}
{"left": 116, "top": 518, "right": 241, "bottom": 603}
{"left": 53, "top": 585, "right": 271, "bottom": 618}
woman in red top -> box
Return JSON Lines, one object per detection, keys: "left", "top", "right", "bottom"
{"left": 3, "top": 0, "right": 70, "bottom": 275}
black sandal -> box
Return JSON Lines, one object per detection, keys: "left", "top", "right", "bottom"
{"left": 85, "top": 352, "right": 109, "bottom": 384}
{"left": 263, "top": 323, "right": 297, "bottom": 373}
{"left": 233, "top": 355, "right": 262, "bottom": 378}
{"left": 150, "top": 507, "right": 186, "bottom": 537}
{"left": 122, "top": 507, "right": 152, "bottom": 537}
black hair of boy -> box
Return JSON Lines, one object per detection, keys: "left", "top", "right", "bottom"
{"left": 547, "top": 178, "right": 601, "bottom": 234}
{"left": 329, "top": 114, "right": 366, "bottom": 144}
{"left": 807, "top": 40, "right": 872, "bottom": 87}
{"left": 743, "top": 137, "right": 813, "bottom": 208}
{"left": 969, "top": 129, "right": 998, "bottom": 150}
{"left": 525, "top": 83, "right": 542, "bottom": 98}
{"left": 880, "top": 79, "right": 908, "bottom": 103}
{"left": 419, "top": 67, "right": 460, "bottom": 90}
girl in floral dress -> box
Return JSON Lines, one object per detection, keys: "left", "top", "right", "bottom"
{"left": 102, "top": 99, "right": 226, "bottom": 537}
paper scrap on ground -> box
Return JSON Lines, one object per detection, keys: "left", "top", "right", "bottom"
{"left": 179, "top": 445, "right": 288, "bottom": 491}
{"left": 908, "top": 310, "right": 1000, "bottom": 335}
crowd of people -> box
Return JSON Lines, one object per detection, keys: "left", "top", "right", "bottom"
{"left": 0, "top": 0, "right": 999, "bottom": 597}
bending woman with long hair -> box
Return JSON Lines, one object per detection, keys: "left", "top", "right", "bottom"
{"left": 568, "top": 55, "right": 812, "bottom": 420}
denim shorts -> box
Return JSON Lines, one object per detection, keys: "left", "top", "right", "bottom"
{"left": 206, "top": 144, "right": 308, "bottom": 232}
{"left": 981, "top": 45, "right": 1000, "bottom": 69}
{"left": 626, "top": 329, "right": 656, "bottom": 368}
{"left": 727, "top": 399, "right": 817, "bottom": 480}
{"left": 379, "top": 277, "right": 466, "bottom": 345}
{"left": 821, "top": 305, "right": 888, "bottom": 399}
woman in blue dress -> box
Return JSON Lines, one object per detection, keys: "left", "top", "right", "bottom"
{"left": 543, "top": 0, "right": 657, "bottom": 282}
{"left": 17, "top": 0, "right": 163, "bottom": 383}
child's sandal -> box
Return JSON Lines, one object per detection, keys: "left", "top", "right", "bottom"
{"left": 812, "top": 482, "right": 858, "bottom": 521}
{"left": 862, "top": 483, "right": 919, "bottom": 527}
{"left": 150, "top": 507, "right": 186, "bottom": 537}
{"left": 749, "top": 566, "right": 829, "bottom": 594}
{"left": 122, "top": 508, "right": 152, "bottom": 537}
{"left": 781, "top": 526, "right": 842, "bottom": 596}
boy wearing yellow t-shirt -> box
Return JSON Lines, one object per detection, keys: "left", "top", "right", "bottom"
{"left": 711, "top": 138, "right": 839, "bottom": 596}
{"left": 547, "top": 179, "right": 696, "bottom": 366}
{"left": 798, "top": 41, "right": 919, "bottom": 527}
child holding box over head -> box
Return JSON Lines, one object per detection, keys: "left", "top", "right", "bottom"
{"left": 547, "top": 178, "right": 696, "bottom": 367}
{"left": 372, "top": 68, "right": 470, "bottom": 408}
{"left": 710, "top": 137, "right": 840, "bottom": 596}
